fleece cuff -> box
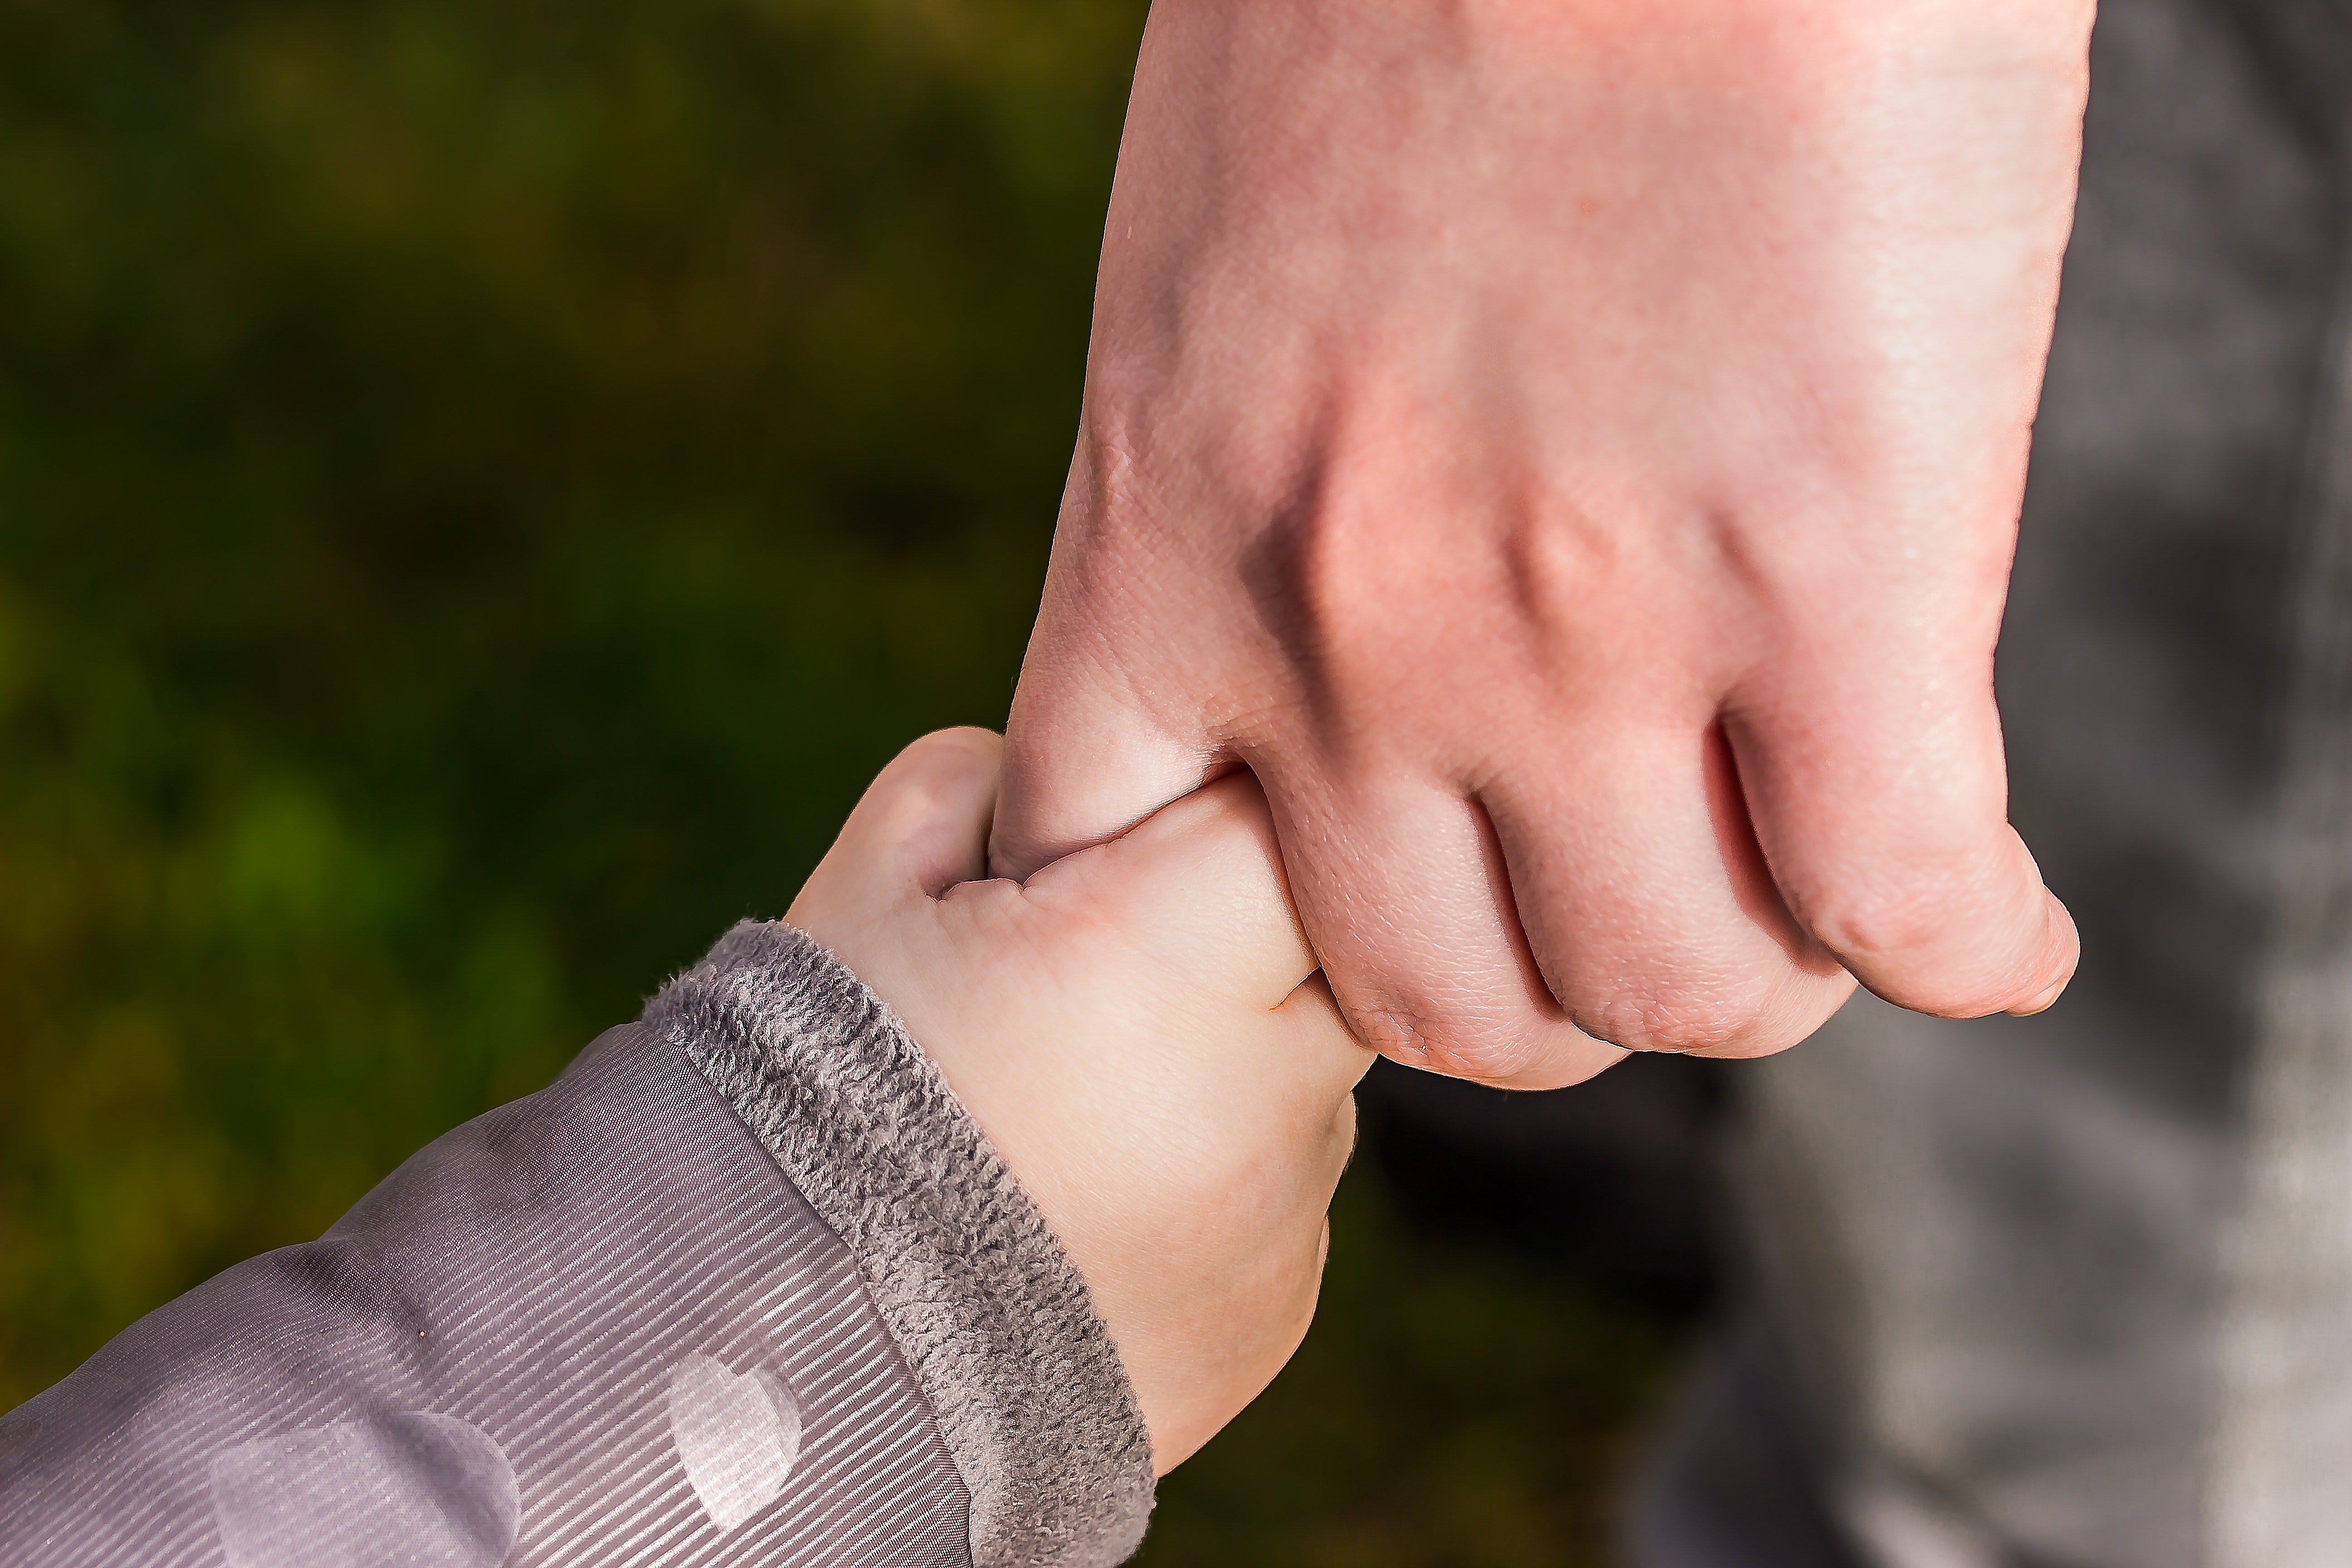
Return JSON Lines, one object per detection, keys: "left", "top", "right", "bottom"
{"left": 642, "top": 920, "right": 1155, "bottom": 1568}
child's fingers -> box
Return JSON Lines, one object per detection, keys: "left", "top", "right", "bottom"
{"left": 793, "top": 729, "right": 1003, "bottom": 928}
{"left": 1031, "top": 769, "right": 1322, "bottom": 1007}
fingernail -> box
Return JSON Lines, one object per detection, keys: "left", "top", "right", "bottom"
{"left": 2007, "top": 975, "right": 2069, "bottom": 1017}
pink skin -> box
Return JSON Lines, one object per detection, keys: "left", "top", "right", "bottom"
{"left": 993, "top": 0, "right": 2092, "bottom": 1088}
{"left": 792, "top": 730, "right": 1371, "bottom": 1472}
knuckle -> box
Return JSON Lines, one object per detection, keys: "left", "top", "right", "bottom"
{"left": 1564, "top": 982, "right": 1768, "bottom": 1057}
{"left": 1350, "top": 1002, "right": 1525, "bottom": 1084}
{"left": 1550, "top": 939, "right": 1859, "bottom": 1057}
{"left": 1348, "top": 998, "right": 1609, "bottom": 1089}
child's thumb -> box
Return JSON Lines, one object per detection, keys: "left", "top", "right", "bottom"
{"left": 794, "top": 729, "right": 1003, "bottom": 928}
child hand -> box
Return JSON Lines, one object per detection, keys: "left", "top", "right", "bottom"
{"left": 788, "top": 728, "right": 1373, "bottom": 1473}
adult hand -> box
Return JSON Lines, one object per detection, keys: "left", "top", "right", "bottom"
{"left": 994, "top": 0, "right": 2091, "bottom": 1087}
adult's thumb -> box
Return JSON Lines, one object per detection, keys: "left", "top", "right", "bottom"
{"left": 992, "top": 650, "right": 1216, "bottom": 881}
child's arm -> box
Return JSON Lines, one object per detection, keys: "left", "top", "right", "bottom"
{"left": 0, "top": 729, "right": 1371, "bottom": 1568}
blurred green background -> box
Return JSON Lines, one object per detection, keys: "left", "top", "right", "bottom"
{"left": 0, "top": 2, "right": 1685, "bottom": 1559}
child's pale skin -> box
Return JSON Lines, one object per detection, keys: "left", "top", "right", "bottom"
{"left": 789, "top": 727, "right": 1374, "bottom": 1473}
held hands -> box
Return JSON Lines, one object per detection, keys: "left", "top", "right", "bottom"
{"left": 995, "top": 0, "right": 2092, "bottom": 1087}
{"left": 788, "top": 729, "right": 1373, "bottom": 1473}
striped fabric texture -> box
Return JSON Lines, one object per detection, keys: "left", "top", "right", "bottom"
{"left": 0, "top": 1023, "right": 971, "bottom": 1568}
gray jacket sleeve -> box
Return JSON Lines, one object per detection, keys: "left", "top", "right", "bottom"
{"left": 0, "top": 921, "right": 1155, "bottom": 1568}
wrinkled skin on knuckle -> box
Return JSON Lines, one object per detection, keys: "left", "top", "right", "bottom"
{"left": 1348, "top": 1000, "right": 1491, "bottom": 1077}
{"left": 1354, "top": 1000, "right": 1590, "bottom": 1090}
{"left": 1552, "top": 920, "right": 1860, "bottom": 1056}
{"left": 1564, "top": 977, "right": 1766, "bottom": 1057}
